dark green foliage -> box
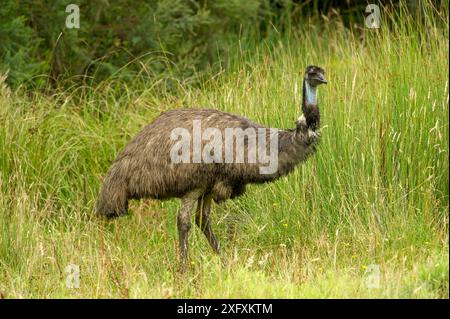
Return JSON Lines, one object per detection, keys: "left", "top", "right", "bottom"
{"left": 1, "top": 0, "right": 272, "bottom": 88}
{"left": 0, "top": 0, "right": 425, "bottom": 89}
{"left": 0, "top": 2, "right": 46, "bottom": 87}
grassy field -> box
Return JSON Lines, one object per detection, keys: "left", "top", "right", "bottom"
{"left": 0, "top": 3, "right": 448, "bottom": 298}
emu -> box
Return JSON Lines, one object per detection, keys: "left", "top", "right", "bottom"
{"left": 96, "top": 65, "right": 327, "bottom": 269}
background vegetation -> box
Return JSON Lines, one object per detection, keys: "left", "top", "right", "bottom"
{"left": 0, "top": 0, "right": 423, "bottom": 88}
{"left": 0, "top": 0, "right": 448, "bottom": 298}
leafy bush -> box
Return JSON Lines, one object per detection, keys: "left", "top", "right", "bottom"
{"left": 0, "top": 0, "right": 271, "bottom": 88}
{"left": 0, "top": 2, "right": 46, "bottom": 87}
{"left": 1, "top": 1, "right": 437, "bottom": 89}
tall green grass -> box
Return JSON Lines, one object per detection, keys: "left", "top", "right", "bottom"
{"left": 0, "top": 1, "right": 448, "bottom": 298}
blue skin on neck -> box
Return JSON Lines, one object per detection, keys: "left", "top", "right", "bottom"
{"left": 303, "top": 81, "right": 317, "bottom": 105}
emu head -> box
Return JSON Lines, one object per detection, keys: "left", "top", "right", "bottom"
{"left": 304, "top": 65, "right": 327, "bottom": 87}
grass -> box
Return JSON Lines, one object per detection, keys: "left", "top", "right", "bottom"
{"left": 0, "top": 2, "right": 448, "bottom": 298}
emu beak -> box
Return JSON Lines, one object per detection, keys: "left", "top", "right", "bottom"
{"left": 318, "top": 74, "right": 328, "bottom": 84}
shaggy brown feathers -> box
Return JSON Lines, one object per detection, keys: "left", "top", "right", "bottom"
{"left": 96, "top": 108, "right": 320, "bottom": 217}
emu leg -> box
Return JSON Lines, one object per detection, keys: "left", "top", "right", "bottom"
{"left": 177, "top": 190, "right": 202, "bottom": 271}
{"left": 195, "top": 193, "right": 220, "bottom": 254}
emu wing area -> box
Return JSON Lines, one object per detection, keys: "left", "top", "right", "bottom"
{"left": 112, "top": 108, "right": 271, "bottom": 201}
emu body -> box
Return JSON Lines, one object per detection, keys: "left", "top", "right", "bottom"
{"left": 96, "top": 65, "right": 327, "bottom": 270}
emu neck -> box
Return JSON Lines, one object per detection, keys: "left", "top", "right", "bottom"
{"left": 301, "top": 79, "right": 320, "bottom": 131}
{"left": 302, "top": 80, "right": 317, "bottom": 106}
